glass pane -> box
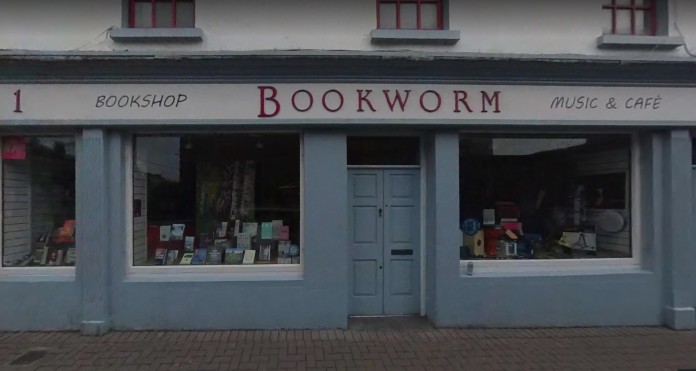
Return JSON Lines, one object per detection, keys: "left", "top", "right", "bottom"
{"left": 155, "top": 0, "right": 174, "bottom": 28}
{"left": 458, "top": 134, "right": 632, "bottom": 261}
{"left": 133, "top": 1, "right": 153, "bottom": 28}
{"left": 176, "top": 0, "right": 195, "bottom": 28}
{"left": 400, "top": 3, "right": 418, "bottom": 29}
{"left": 379, "top": 3, "right": 397, "bottom": 29}
{"left": 133, "top": 134, "right": 301, "bottom": 266}
{"left": 2, "top": 137, "right": 76, "bottom": 267}
{"left": 615, "top": 9, "right": 632, "bottom": 34}
{"left": 421, "top": 3, "right": 439, "bottom": 30}
{"left": 347, "top": 137, "right": 420, "bottom": 165}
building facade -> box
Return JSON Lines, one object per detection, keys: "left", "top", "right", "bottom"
{"left": 1, "top": 0, "right": 695, "bottom": 334}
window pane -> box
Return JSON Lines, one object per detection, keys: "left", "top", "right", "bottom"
{"left": 133, "top": 134, "right": 301, "bottom": 266}
{"left": 615, "top": 9, "right": 632, "bottom": 34}
{"left": 155, "top": 0, "right": 174, "bottom": 28}
{"left": 2, "top": 137, "right": 76, "bottom": 267}
{"left": 347, "top": 137, "right": 420, "bottom": 165}
{"left": 176, "top": 0, "right": 195, "bottom": 28}
{"left": 421, "top": 3, "right": 439, "bottom": 29}
{"left": 379, "top": 3, "right": 397, "bottom": 29}
{"left": 400, "top": 3, "right": 418, "bottom": 29}
{"left": 133, "top": 1, "right": 153, "bottom": 28}
{"left": 458, "top": 134, "right": 632, "bottom": 260}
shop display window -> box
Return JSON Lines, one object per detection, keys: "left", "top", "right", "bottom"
{"left": 459, "top": 134, "right": 632, "bottom": 260}
{"left": 1, "top": 136, "right": 77, "bottom": 267}
{"left": 132, "top": 134, "right": 301, "bottom": 266}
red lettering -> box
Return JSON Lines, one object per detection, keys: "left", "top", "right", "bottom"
{"left": 383, "top": 89, "right": 411, "bottom": 112}
{"left": 481, "top": 91, "right": 501, "bottom": 113}
{"left": 258, "top": 86, "right": 281, "bottom": 118}
{"left": 453, "top": 90, "right": 473, "bottom": 113}
{"left": 419, "top": 90, "right": 442, "bottom": 113}
{"left": 357, "top": 90, "right": 377, "bottom": 112}
{"left": 322, "top": 89, "right": 344, "bottom": 112}
{"left": 291, "top": 89, "right": 313, "bottom": 112}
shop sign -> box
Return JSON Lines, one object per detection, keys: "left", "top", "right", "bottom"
{"left": 0, "top": 83, "right": 692, "bottom": 124}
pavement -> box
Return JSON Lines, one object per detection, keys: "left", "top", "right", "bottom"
{"left": 1, "top": 318, "right": 696, "bottom": 370}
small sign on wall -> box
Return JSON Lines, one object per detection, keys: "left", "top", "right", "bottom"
{"left": 1, "top": 136, "right": 26, "bottom": 160}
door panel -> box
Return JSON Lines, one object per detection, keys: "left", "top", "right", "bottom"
{"left": 383, "top": 170, "right": 420, "bottom": 314}
{"left": 349, "top": 169, "right": 420, "bottom": 316}
{"left": 348, "top": 171, "right": 384, "bottom": 315}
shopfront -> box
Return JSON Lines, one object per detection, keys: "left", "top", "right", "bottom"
{"left": 0, "top": 56, "right": 694, "bottom": 333}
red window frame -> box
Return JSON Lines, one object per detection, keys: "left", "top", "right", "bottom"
{"left": 602, "top": 0, "right": 657, "bottom": 36}
{"left": 129, "top": 0, "right": 195, "bottom": 28}
{"left": 377, "top": 0, "right": 444, "bottom": 30}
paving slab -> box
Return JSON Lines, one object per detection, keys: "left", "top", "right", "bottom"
{"left": 0, "top": 325, "right": 695, "bottom": 370}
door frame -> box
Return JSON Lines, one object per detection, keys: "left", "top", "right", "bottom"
{"left": 346, "top": 136, "right": 427, "bottom": 316}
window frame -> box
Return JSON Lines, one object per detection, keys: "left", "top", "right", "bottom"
{"left": 128, "top": 0, "right": 196, "bottom": 29}
{"left": 124, "top": 132, "right": 304, "bottom": 278}
{"left": 0, "top": 134, "right": 79, "bottom": 277}
{"left": 602, "top": 0, "right": 657, "bottom": 36}
{"left": 458, "top": 133, "right": 642, "bottom": 275}
{"left": 376, "top": 0, "right": 444, "bottom": 30}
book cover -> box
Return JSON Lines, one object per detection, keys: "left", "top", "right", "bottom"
{"left": 64, "top": 248, "right": 77, "bottom": 266}
{"left": 179, "top": 253, "right": 194, "bottom": 264}
{"left": 171, "top": 224, "right": 185, "bottom": 241}
{"left": 260, "top": 222, "right": 273, "bottom": 240}
{"left": 155, "top": 248, "right": 167, "bottom": 265}
{"left": 258, "top": 240, "right": 274, "bottom": 261}
{"left": 237, "top": 232, "right": 252, "bottom": 250}
{"left": 233, "top": 220, "right": 241, "bottom": 236}
{"left": 215, "top": 221, "right": 228, "bottom": 238}
{"left": 277, "top": 240, "right": 291, "bottom": 258}
{"left": 224, "top": 247, "right": 244, "bottom": 264}
{"left": 184, "top": 236, "right": 195, "bottom": 252}
{"left": 46, "top": 249, "right": 59, "bottom": 266}
{"left": 242, "top": 222, "right": 258, "bottom": 237}
{"left": 206, "top": 249, "right": 222, "bottom": 265}
{"left": 40, "top": 247, "right": 49, "bottom": 265}
{"left": 242, "top": 249, "right": 256, "bottom": 264}
{"left": 191, "top": 248, "right": 207, "bottom": 265}
{"left": 55, "top": 219, "right": 76, "bottom": 244}
{"left": 279, "top": 226, "right": 290, "bottom": 241}
{"left": 271, "top": 220, "right": 283, "bottom": 239}
{"left": 33, "top": 248, "right": 45, "bottom": 265}
{"left": 160, "top": 225, "right": 171, "bottom": 241}
{"left": 166, "top": 250, "right": 179, "bottom": 265}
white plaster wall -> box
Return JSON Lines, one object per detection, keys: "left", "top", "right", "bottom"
{"left": 0, "top": 0, "right": 695, "bottom": 58}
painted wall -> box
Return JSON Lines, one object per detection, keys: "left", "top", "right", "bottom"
{"left": 106, "top": 130, "right": 350, "bottom": 330}
{"left": 0, "top": 0, "right": 695, "bottom": 58}
{"left": 431, "top": 131, "right": 665, "bottom": 328}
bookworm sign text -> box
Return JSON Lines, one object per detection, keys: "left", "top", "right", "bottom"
{"left": 1, "top": 83, "right": 694, "bottom": 124}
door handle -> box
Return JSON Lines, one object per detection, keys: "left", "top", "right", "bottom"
{"left": 378, "top": 208, "right": 383, "bottom": 218}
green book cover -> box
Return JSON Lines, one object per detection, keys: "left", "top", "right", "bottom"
{"left": 261, "top": 222, "right": 273, "bottom": 240}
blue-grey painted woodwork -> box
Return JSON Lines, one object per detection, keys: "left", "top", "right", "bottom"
{"left": 107, "top": 131, "right": 349, "bottom": 330}
{"left": 661, "top": 130, "right": 696, "bottom": 329}
{"left": 348, "top": 169, "right": 421, "bottom": 315}
{"left": 383, "top": 170, "right": 420, "bottom": 315}
{"left": 348, "top": 170, "right": 384, "bottom": 315}
{"left": 78, "top": 129, "right": 111, "bottom": 335}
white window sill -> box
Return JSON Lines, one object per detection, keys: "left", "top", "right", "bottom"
{"left": 596, "top": 34, "right": 684, "bottom": 50}
{"left": 110, "top": 27, "right": 204, "bottom": 42}
{"left": 370, "top": 29, "right": 460, "bottom": 45}
{"left": 125, "top": 265, "right": 302, "bottom": 282}
{"left": 460, "top": 258, "right": 642, "bottom": 278}
{"left": 0, "top": 266, "right": 76, "bottom": 282}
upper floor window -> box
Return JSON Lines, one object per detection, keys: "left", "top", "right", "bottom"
{"left": 377, "top": 0, "right": 443, "bottom": 30}
{"left": 130, "top": 0, "right": 195, "bottom": 28}
{"left": 602, "top": 0, "right": 657, "bottom": 36}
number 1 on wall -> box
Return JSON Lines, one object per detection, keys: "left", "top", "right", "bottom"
{"left": 13, "top": 89, "right": 22, "bottom": 113}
